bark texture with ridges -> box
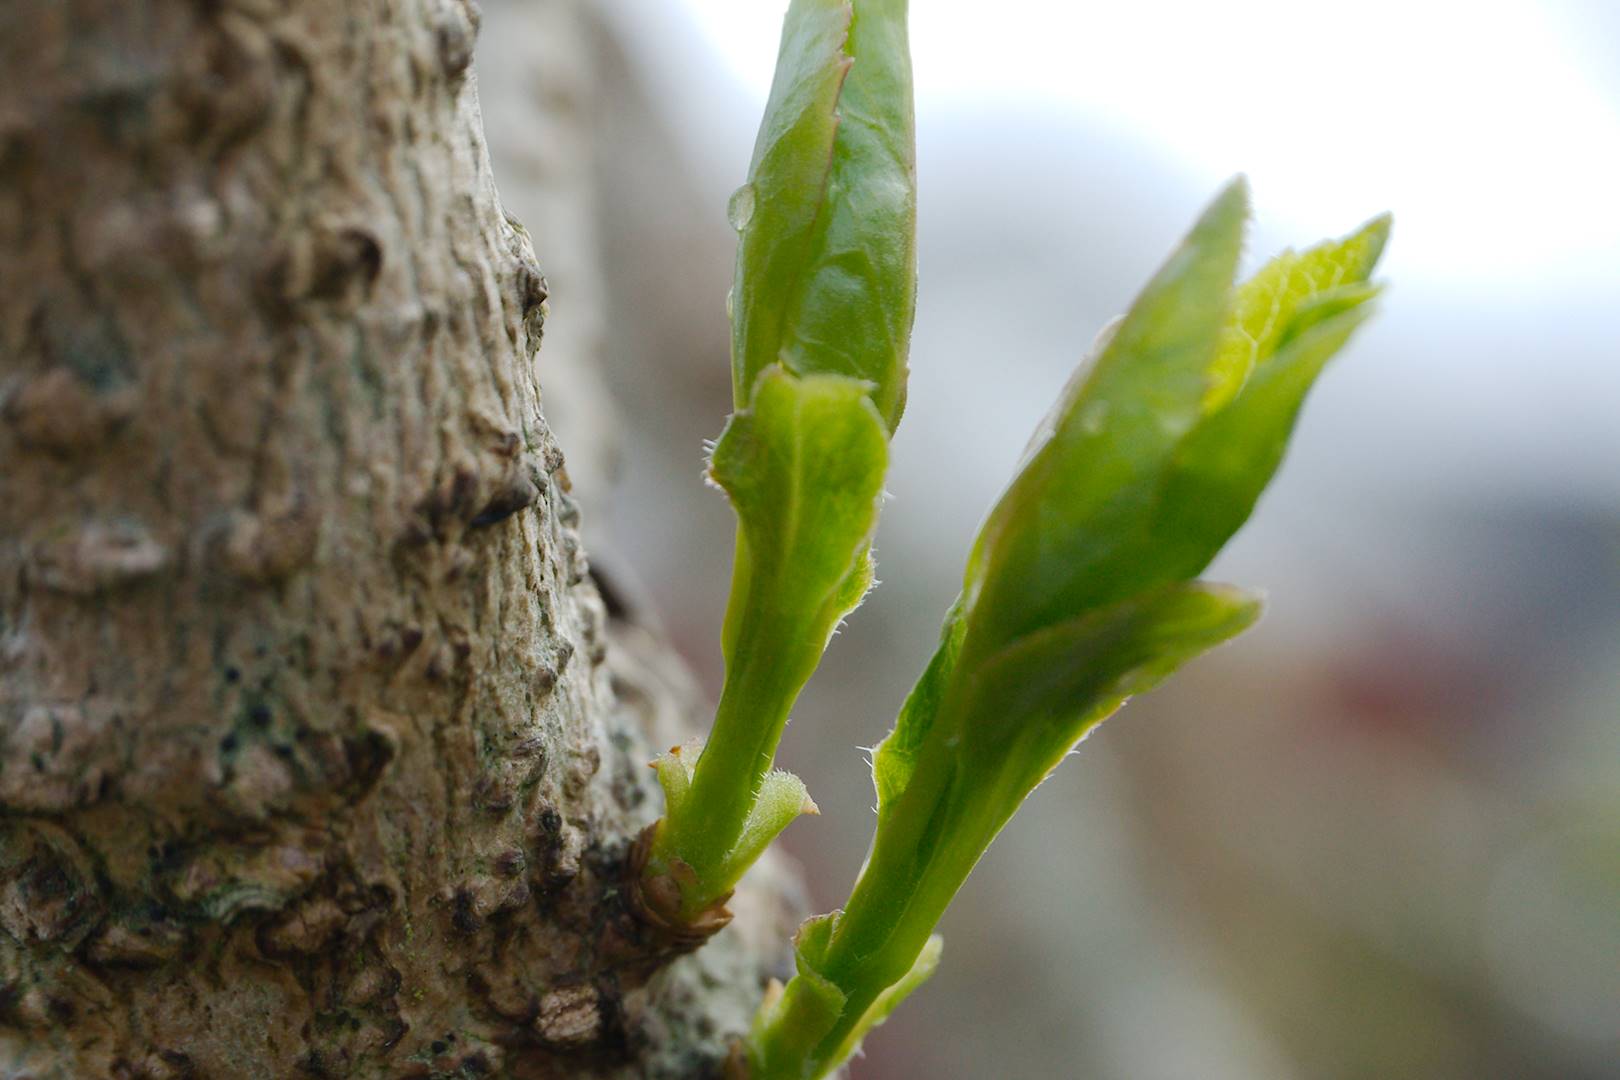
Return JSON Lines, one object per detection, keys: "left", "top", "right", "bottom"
{"left": 0, "top": 1, "right": 796, "bottom": 1076}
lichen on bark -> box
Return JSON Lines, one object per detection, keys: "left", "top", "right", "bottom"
{"left": 0, "top": 1, "right": 797, "bottom": 1076}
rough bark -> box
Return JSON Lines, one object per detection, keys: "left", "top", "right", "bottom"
{"left": 0, "top": 1, "right": 796, "bottom": 1076}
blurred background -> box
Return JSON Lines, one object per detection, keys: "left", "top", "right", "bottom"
{"left": 479, "top": 1, "right": 1620, "bottom": 1076}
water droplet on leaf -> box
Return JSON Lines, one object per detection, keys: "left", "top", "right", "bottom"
{"left": 727, "top": 184, "right": 756, "bottom": 231}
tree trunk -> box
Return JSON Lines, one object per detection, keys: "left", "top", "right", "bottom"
{"left": 0, "top": 1, "right": 797, "bottom": 1076}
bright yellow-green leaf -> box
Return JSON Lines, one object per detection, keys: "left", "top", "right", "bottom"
{"left": 1207, "top": 213, "right": 1390, "bottom": 409}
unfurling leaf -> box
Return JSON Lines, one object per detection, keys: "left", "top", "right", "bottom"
{"left": 746, "top": 180, "right": 1390, "bottom": 1080}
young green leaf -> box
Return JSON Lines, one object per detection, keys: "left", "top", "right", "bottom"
{"left": 730, "top": 0, "right": 917, "bottom": 428}
{"left": 960, "top": 178, "right": 1250, "bottom": 658}
{"left": 650, "top": 368, "right": 887, "bottom": 911}
{"left": 642, "top": 0, "right": 918, "bottom": 932}
{"left": 1207, "top": 212, "right": 1390, "bottom": 408}
{"left": 953, "top": 583, "right": 1263, "bottom": 804}
{"left": 744, "top": 186, "right": 1390, "bottom": 1079}
{"left": 870, "top": 594, "right": 965, "bottom": 819}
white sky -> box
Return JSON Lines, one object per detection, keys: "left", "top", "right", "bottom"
{"left": 673, "top": 0, "right": 1620, "bottom": 295}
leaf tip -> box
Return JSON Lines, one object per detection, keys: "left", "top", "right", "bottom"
{"left": 1207, "top": 174, "right": 1253, "bottom": 230}
{"left": 1197, "top": 583, "right": 1267, "bottom": 635}
{"left": 1357, "top": 211, "right": 1394, "bottom": 271}
{"left": 1171, "top": 174, "right": 1251, "bottom": 285}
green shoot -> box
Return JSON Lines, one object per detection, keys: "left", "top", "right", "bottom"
{"left": 741, "top": 181, "right": 1391, "bottom": 1079}
{"left": 639, "top": 0, "right": 917, "bottom": 931}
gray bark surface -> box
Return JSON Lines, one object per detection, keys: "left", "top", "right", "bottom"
{"left": 0, "top": 1, "right": 796, "bottom": 1075}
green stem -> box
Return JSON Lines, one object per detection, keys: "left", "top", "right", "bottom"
{"left": 657, "top": 537, "right": 824, "bottom": 906}
{"left": 753, "top": 697, "right": 1028, "bottom": 1079}
{"left": 818, "top": 781, "right": 968, "bottom": 1070}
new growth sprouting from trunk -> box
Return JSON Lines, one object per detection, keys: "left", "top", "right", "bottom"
{"left": 636, "top": 0, "right": 918, "bottom": 935}
{"left": 627, "top": 3, "right": 1390, "bottom": 1077}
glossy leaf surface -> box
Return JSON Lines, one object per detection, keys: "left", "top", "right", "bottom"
{"left": 730, "top": 0, "right": 916, "bottom": 428}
